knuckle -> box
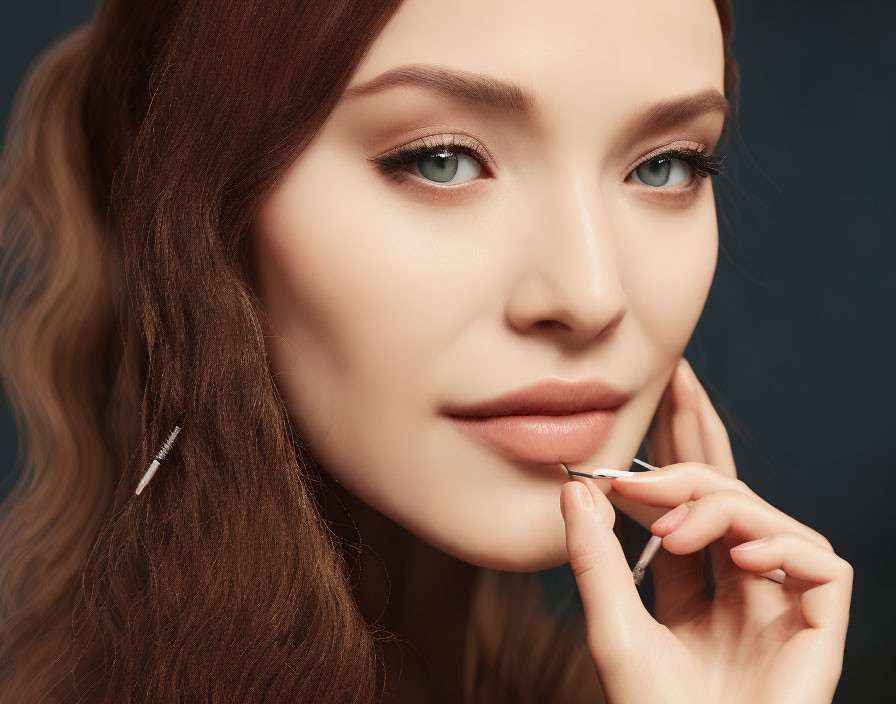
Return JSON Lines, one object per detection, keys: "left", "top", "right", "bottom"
{"left": 813, "top": 532, "right": 834, "bottom": 551}
{"left": 687, "top": 488, "right": 752, "bottom": 523}
{"left": 732, "top": 478, "right": 754, "bottom": 496}
{"left": 712, "top": 487, "right": 751, "bottom": 508}
{"left": 792, "top": 522, "right": 834, "bottom": 551}
{"left": 690, "top": 461, "right": 717, "bottom": 477}
{"left": 836, "top": 558, "right": 854, "bottom": 582}
{"left": 777, "top": 530, "right": 803, "bottom": 546}
{"left": 783, "top": 528, "right": 835, "bottom": 554}
{"left": 568, "top": 550, "right": 605, "bottom": 579}
{"left": 673, "top": 461, "right": 713, "bottom": 478}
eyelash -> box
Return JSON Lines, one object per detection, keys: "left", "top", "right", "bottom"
{"left": 371, "top": 134, "right": 725, "bottom": 200}
{"left": 372, "top": 134, "right": 491, "bottom": 184}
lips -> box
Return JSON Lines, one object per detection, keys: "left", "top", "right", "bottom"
{"left": 443, "top": 378, "right": 631, "bottom": 463}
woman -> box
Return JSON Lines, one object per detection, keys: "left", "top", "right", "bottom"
{"left": 0, "top": 0, "right": 852, "bottom": 702}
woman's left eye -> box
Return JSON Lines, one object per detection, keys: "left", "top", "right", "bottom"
{"left": 628, "top": 149, "right": 724, "bottom": 190}
{"left": 631, "top": 155, "right": 693, "bottom": 188}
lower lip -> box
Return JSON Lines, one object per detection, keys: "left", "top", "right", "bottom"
{"left": 446, "top": 408, "right": 619, "bottom": 464}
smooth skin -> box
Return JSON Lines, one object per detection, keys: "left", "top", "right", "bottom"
{"left": 561, "top": 357, "right": 852, "bottom": 703}
{"left": 251, "top": 0, "right": 727, "bottom": 572}
{"left": 249, "top": 0, "right": 852, "bottom": 696}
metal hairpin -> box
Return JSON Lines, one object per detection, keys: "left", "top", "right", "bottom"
{"left": 562, "top": 459, "right": 787, "bottom": 585}
{"left": 135, "top": 414, "right": 185, "bottom": 495}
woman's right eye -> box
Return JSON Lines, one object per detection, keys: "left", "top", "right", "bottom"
{"left": 408, "top": 147, "right": 484, "bottom": 185}
{"left": 372, "top": 138, "right": 490, "bottom": 188}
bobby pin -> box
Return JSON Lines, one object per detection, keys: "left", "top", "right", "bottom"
{"left": 135, "top": 414, "right": 185, "bottom": 495}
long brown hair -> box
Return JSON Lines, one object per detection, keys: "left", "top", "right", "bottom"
{"left": 0, "top": 1, "right": 739, "bottom": 701}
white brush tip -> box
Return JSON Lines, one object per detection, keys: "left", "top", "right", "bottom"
{"left": 591, "top": 468, "right": 634, "bottom": 478}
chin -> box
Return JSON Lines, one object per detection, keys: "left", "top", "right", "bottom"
{"left": 449, "top": 540, "right": 572, "bottom": 573}
{"left": 410, "top": 510, "right": 574, "bottom": 573}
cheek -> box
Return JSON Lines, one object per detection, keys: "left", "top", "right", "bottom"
{"left": 250, "top": 147, "right": 479, "bottom": 446}
{"left": 620, "top": 188, "right": 719, "bottom": 354}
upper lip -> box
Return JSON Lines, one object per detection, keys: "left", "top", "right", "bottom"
{"left": 443, "top": 377, "right": 632, "bottom": 417}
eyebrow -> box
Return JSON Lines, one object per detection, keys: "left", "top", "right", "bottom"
{"left": 343, "top": 64, "right": 537, "bottom": 118}
{"left": 342, "top": 63, "right": 730, "bottom": 131}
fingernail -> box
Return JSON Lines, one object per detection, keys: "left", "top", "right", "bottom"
{"left": 731, "top": 536, "right": 772, "bottom": 551}
{"left": 651, "top": 502, "right": 689, "bottom": 534}
{"left": 572, "top": 482, "right": 593, "bottom": 512}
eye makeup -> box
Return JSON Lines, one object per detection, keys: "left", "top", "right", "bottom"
{"left": 369, "top": 133, "right": 723, "bottom": 201}
{"left": 629, "top": 145, "right": 724, "bottom": 181}
{"left": 370, "top": 133, "right": 493, "bottom": 185}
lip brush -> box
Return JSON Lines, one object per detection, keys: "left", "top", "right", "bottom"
{"left": 632, "top": 535, "right": 663, "bottom": 585}
{"left": 562, "top": 458, "right": 658, "bottom": 480}
{"left": 562, "top": 461, "right": 659, "bottom": 584}
{"left": 562, "top": 462, "right": 786, "bottom": 584}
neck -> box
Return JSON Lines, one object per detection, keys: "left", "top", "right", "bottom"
{"left": 320, "top": 472, "right": 480, "bottom": 702}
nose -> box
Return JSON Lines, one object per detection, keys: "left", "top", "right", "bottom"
{"left": 504, "top": 177, "right": 628, "bottom": 348}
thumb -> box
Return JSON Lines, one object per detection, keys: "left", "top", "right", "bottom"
{"left": 560, "top": 479, "right": 657, "bottom": 664}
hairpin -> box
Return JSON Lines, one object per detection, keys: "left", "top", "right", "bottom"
{"left": 135, "top": 414, "right": 185, "bottom": 495}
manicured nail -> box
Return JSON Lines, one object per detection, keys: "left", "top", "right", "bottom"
{"left": 572, "top": 482, "right": 593, "bottom": 512}
{"left": 731, "top": 536, "right": 772, "bottom": 551}
{"left": 651, "top": 503, "right": 689, "bottom": 534}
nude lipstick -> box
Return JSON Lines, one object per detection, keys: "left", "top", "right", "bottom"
{"left": 443, "top": 378, "right": 632, "bottom": 463}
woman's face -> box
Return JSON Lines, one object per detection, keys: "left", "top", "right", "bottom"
{"left": 250, "top": 0, "right": 727, "bottom": 571}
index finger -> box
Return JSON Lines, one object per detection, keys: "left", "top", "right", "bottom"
{"left": 610, "top": 462, "right": 833, "bottom": 551}
{"left": 611, "top": 461, "right": 757, "bottom": 502}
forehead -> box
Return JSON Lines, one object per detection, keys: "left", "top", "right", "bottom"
{"left": 344, "top": 0, "right": 725, "bottom": 131}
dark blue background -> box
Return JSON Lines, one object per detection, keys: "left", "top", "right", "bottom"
{"left": 2, "top": 2, "right": 893, "bottom": 701}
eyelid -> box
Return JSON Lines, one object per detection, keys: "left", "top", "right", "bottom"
{"left": 375, "top": 133, "right": 708, "bottom": 177}
{"left": 372, "top": 132, "right": 715, "bottom": 202}
{"left": 374, "top": 131, "right": 497, "bottom": 170}
{"left": 621, "top": 139, "right": 707, "bottom": 180}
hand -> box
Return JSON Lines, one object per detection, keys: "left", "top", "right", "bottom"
{"left": 559, "top": 358, "right": 852, "bottom": 704}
